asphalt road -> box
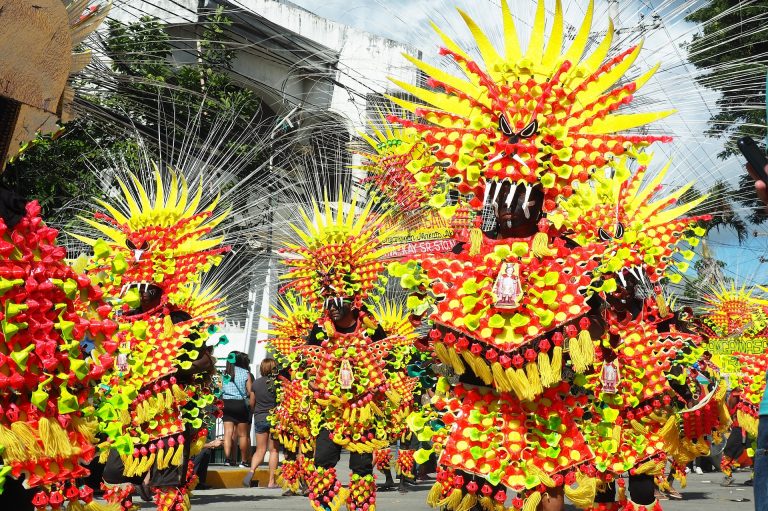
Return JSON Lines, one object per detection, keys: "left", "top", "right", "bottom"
{"left": 131, "top": 460, "right": 756, "bottom": 510}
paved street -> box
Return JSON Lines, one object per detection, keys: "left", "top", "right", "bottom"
{"left": 131, "top": 459, "right": 756, "bottom": 510}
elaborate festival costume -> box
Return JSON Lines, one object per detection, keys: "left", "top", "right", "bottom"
{"left": 697, "top": 285, "right": 768, "bottom": 481}
{"left": 382, "top": 1, "right": 720, "bottom": 509}
{"left": 75, "top": 170, "right": 228, "bottom": 511}
{"left": 277, "top": 196, "right": 417, "bottom": 511}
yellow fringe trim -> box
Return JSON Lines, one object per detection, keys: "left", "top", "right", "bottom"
{"left": 438, "top": 488, "right": 463, "bottom": 510}
{"left": 10, "top": 422, "right": 43, "bottom": 459}
{"left": 491, "top": 362, "right": 511, "bottom": 392}
{"left": 456, "top": 493, "right": 477, "bottom": 511}
{"left": 522, "top": 491, "right": 541, "bottom": 511}
{"left": 468, "top": 227, "right": 483, "bottom": 257}
{"left": 526, "top": 362, "right": 543, "bottom": 397}
{"left": 427, "top": 481, "right": 444, "bottom": 507}
{"left": 532, "top": 232, "right": 557, "bottom": 257}
{"left": 564, "top": 472, "right": 598, "bottom": 509}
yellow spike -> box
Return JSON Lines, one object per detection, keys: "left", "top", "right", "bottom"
{"left": 359, "top": 132, "right": 381, "bottom": 153}
{"left": 153, "top": 164, "right": 165, "bottom": 207}
{"left": 542, "top": 0, "right": 564, "bottom": 67}
{"left": 377, "top": 108, "right": 395, "bottom": 139}
{"left": 117, "top": 179, "right": 141, "bottom": 219}
{"left": 429, "top": 21, "right": 471, "bottom": 62}
{"left": 79, "top": 216, "right": 126, "bottom": 243}
{"left": 628, "top": 159, "right": 670, "bottom": 211}
{"left": 401, "top": 53, "right": 478, "bottom": 101}
{"left": 384, "top": 94, "right": 432, "bottom": 116}
{"left": 579, "top": 18, "right": 614, "bottom": 78}
{"left": 457, "top": 9, "right": 503, "bottom": 70}
{"left": 388, "top": 78, "right": 477, "bottom": 117}
{"left": 525, "top": 0, "right": 546, "bottom": 63}
{"left": 130, "top": 174, "right": 153, "bottom": 213}
{"left": 289, "top": 222, "right": 314, "bottom": 246}
{"left": 336, "top": 191, "right": 345, "bottom": 228}
{"left": 583, "top": 110, "right": 675, "bottom": 135}
{"left": 581, "top": 42, "right": 644, "bottom": 105}
{"left": 167, "top": 169, "right": 179, "bottom": 211}
{"left": 95, "top": 198, "right": 129, "bottom": 226}
{"left": 69, "top": 233, "right": 98, "bottom": 247}
{"left": 563, "top": 0, "right": 594, "bottom": 65}
{"left": 647, "top": 193, "right": 708, "bottom": 228}
{"left": 500, "top": 0, "right": 522, "bottom": 62}
{"left": 633, "top": 62, "right": 661, "bottom": 91}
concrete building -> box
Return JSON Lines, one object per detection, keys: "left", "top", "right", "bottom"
{"left": 107, "top": 0, "right": 422, "bottom": 371}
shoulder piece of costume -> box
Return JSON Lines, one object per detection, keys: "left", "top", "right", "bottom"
{"left": 0, "top": 199, "right": 116, "bottom": 508}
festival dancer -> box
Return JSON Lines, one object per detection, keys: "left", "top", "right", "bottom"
{"left": 75, "top": 170, "right": 228, "bottom": 511}
{"left": 278, "top": 195, "right": 416, "bottom": 511}
{"left": 383, "top": 0, "right": 714, "bottom": 509}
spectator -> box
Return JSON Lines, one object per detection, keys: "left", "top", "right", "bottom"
{"left": 221, "top": 351, "right": 254, "bottom": 466}
{"left": 193, "top": 437, "right": 223, "bottom": 490}
{"left": 243, "top": 358, "right": 280, "bottom": 488}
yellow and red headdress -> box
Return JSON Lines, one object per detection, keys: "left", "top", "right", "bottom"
{"left": 389, "top": 0, "right": 673, "bottom": 215}
{"left": 73, "top": 169, "right": 229, "bottom": 308}
{"left": 279, "top": 196, "right": 393, "bottom": 310}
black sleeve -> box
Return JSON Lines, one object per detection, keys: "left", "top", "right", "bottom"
{"left": 306, "top": 323, "right": 323, "bottom": 346}
{"left": 370, "top": 324, "right": 387, "bottom": 342}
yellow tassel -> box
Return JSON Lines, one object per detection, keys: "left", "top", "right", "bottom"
{"left": 156, "top": 448, "right": 167, "bottom": 470}
{"left": 172, "top": 384, "right": 188, "bottom": 402}
{"left": 38, "top": 417, "right": 72, "bottom": 457}
{"left": 143, "top": 452, "right": 156, "bottom": 473}
{"left": 538, "top": 351, "right": 553, "bottom": 388}
{"left": 456, "top": 492, "right": 477, "bottom": 511}
{"left": 579, "top": 330, "right": 594, "bottom": 366}
{"left": 462, "top": 352, "right": 492, "bottom": 385}
{"left": 478, "top": 496, "right": 494, "bottom": 511}
{"left": 447, "top": 347, "right": 465, "bottom": 375}
{"left": 0, "top": 424, "right": 25, "bottom": 461}
{"left": 163, "top": 444, "right": 176, "bottom": 468}
{"left": 522, "top": 491, "right": 541, "bottom": 511}
{"left": 532, "top": 232, "right": 557, "bottom": 257}
{"left": 571, "top": 331, "right": 593, "bottom": 373}
{"left": 434, "top": 343, "right": 451, "bottom": 366}
{"left": 505, "top": 367, "right": 532, "bottom": 401}
{"left": 72, "top": 416, "right": 99, "bottom": 444}
{"left": 630, "top": 419, "right": 647, "bottom": 435}
{"left": 680, "top": 473, "right": 687, "bottom": 489}
{"left": 656, "top": 293, "right": 668, "bottom": 318}
{"left": 98, "top": 447, "right": 110, "bottom": 464}
{"left": 526, "top": 462, "right": 555, "bottom": 487}
{"left": 427, "top": 482, "right": 444, "bottom": 507}
{"left": 635, "top": 458, "right": 664, "bottom": 476}
{"left": 617, "top": 484, "right": 626, "bottom": 502}
{"left": 191, "top": 435, "right": 205, "bottom": 457}
{"left": 526, "top": 362, "right": 543, "bottom": 397}
{"left": 67, "top": 500, "right": 86, "bottom": 511}
{"left": 468, "top": 227, "right": 483, "bottom": 257}
{"left": 171, "top": 444, "right": 185, "bottom": 466}
{"left": 439, "top": 488, "right": 464, "bottom": 510}
{"left": 86, "top": 501, "right": 121, "bottom": 511}
{"left": 550, "top": 346, "right": 562, "bottom": 382}
{"left": 564, "top": 472, "right": 597, "bottom": 509}
{"left": 491, "top": 362, "right": 510, "bottom": 391}
{"left": 8, "top": 422, "right": 40, "bottom": 460}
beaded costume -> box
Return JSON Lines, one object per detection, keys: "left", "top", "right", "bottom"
{"left": 383, "top": 1, "right": 720, "bottom": 510}
{"left": 75, "top": 170, "right": 227, "bottom": 511}
{"left": 277, "top": 196, "right": 417, "bottom": 511}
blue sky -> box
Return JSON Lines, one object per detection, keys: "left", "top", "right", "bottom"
{"left": 287, "top": 0, "right": 768, "bottom": 288}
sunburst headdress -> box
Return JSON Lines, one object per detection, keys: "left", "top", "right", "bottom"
{"left": 73, "top": 168, "right": 230, "bottom": 303}
{"left": 279, "top": 195, "right": 393, "bottom": 310}
{"left": 554, "top": 156, "right": 709, "bottom": 285}
{"left": 357, "top": 114, "right": 449, "bottom": 216}
{"left": 389, "top": 0, "right": 673, "bottom": 215}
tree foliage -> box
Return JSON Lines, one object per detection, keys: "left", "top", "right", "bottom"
{"left": 2, "top": 7, "right": 266, "bottom": 226}
{"left": 685, "top": 0, "right": 768, "bottom": 224}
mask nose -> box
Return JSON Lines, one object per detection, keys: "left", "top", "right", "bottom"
{"left": 134, "top": 249, "right": 145, "bottom": 262}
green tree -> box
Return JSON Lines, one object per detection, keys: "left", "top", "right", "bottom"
{"left": 680, "top": 179, "right": 749, "bottom": 243}
{"left": 685, "top": 0, "right": 768, "bottom": 224}
{"left": 2, "top": 7, "right": 267, "bottom": 226}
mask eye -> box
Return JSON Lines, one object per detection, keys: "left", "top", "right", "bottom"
{"left": 614, "top": 223, "right": 625, "bottom": 239}
{"left": 519, "top": 119, "right": 538, "bottom": 138}
{"left": 140, "top": 241, "right": 150, "bottom": 251}
{"left": 598, "top": 228, "right": 613, "bottom": 241}
{"left": 126, "top": 240, "right": 137, "bottom": 250}
{"left": 498, "top": 115, "right": 514, "bottom": 137}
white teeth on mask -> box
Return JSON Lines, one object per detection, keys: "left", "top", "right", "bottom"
{"left": 618, "top": 272, "right": 627, "bottom": 287}
{"left": 120, "top": 284, "right": 127, "bottom": 297}
{"left": 522, "top": 185, "right": 533, "bottom": 219}
{"left": 486, "top": 151, "right": 506, "bottom": 167}
{"left": 506, "top": 220, "right": 513, "bottom": 228}
{"left": 505, "top": 183, "right": 517, "bottom": 209}
{"left": 512, "top": 153, "right": 529, "bottom": 169}
{"left": 483, "top": 180, "right": 494, "bottom": 206}
{"left": 492, "top": 179, "right": 503, "bottom": 205}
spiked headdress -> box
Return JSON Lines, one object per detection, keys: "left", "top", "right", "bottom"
{"left": 279, "top": 196, "right": 393, "bottom": 310}
{"left": 389, "top": 0, "right": 673, "bottom": 215}
{"left": 73, "top": 169, "right": 229, "bottom": 305}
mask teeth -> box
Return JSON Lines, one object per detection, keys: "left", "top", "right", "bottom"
{"left": 485, "top": 151, "right": 506, "bottom": 168}
{"left": 511, "top": 153, "right": 528, "bottom": 169}
{"left": 483, "top": 180, "right": 494, "bottom": 206}
{"left": 617, "top": 271, "right": 627, "bottom": 287}
{"left": 324, "top": 297, "right": 331, "bottom": 310}
{"left": 522, "top": 184, "right": 533, "bottom": 219}
{"left": 491, "top": 178, "right": 503, "bottom": 205}
{"left": 505, "top": 182, "right": 518, "bottom": 209}
{"left": 120, "top": 284, "right": 127, "bottom": 297}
